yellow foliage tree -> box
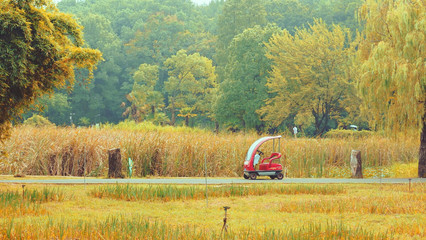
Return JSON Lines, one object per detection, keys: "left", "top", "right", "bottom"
{"left": 358, "top": 0, "right": 425, "bottom": 177}
{"left": 0, "top": 0, "right": 102, "bottom": 143}
{"left": 260, "top": 19, "right": 359, "bottom": 136}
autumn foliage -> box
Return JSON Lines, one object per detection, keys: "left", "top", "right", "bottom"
{"left": 0, "top": 0, "right": 102, "bottom": 143}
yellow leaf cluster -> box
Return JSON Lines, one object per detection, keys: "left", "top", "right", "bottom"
{"left": 260, "top": 19, "right": 359, "bottom": 134}
{"left": 0, "top": 0, "right": 102, "bottom": 142}
{"left": 358, "top": 0, "right": 425, "bottom": 134}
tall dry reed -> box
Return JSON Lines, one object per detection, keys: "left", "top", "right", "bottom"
{"left": 0, "top": 125, "right": 419, "bottom": 177}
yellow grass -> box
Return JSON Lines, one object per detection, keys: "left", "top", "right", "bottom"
{"left": 0, "top": 183, "right": 424, "bottom": 239}
{"left": 0, "top": 125, "right": 419, "bottom": 178}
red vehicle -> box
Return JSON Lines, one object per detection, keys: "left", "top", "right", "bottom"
{"left": 243, "top": 136, "right": 284, "bottom": 180}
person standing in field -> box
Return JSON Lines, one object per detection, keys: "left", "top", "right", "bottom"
{"left": 293, "top": 126, "right": 298, "bottom": 138}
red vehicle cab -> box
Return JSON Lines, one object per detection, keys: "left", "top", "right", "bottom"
{"left": 243, "top": 136, "right": 284, "bottom": 180}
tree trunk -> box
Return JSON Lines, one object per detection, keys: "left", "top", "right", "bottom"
{"left": 170, "top": 102, "right": 176, "bottom": 126}
{"left": 419, "top": 109, "right": 426, "bottom": 178}
{"left": 108, "top": 148, "right": 124, "bottom": 178}
{"left": 350, "top": 150, "right": 363, "bottom": 178}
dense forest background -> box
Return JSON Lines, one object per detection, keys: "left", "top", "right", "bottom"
{"left": 24, "top": 0, "right": 369, "bottom": 136}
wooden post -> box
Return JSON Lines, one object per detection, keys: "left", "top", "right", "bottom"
{"left": 350, "top": 150, "right": 363, "bottom": 178}
{"left": 108, "top": 148, "right": 124, "bottom": 178}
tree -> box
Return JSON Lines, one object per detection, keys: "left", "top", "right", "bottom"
{"left": 164, "top": 50, "right": 216, "bottom": 126}
{"left": 126, "top": 12, "right": 187, "bottom": 66}
{"left": 0, "top": 0, "right": 102, "bottom": 142}
{"left": 124, "top": 64, "right": 164, "bottom": 122}
{"left": 260, "top": 19, "right": 359, "bottom": 136}
{"left": 217, "top": 0, "right": 267, "bottom": 50}
{"left": 265, "top": 0, "right": 313, "bottom": 35}
{"left": 358, "top": 0, "right": 425, "bottom": 177}
{"left": 313, "top": 0, "right": 363, "bottom": 35}
{"left": 215, "top": 0, "right": 267, "bottom": 84}
{"left": 77, "top": 14, "right": 125, "bottom": 123}
{"left": 216, "top": 24, "right": 280, "bottom": 131}
{"left": 27, "top": 93, "right": 71, "bottom": 125}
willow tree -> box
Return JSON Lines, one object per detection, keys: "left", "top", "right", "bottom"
{"left": 358, "top": 0, "right": 425, "bottom": 177}
{"left": 0, "top": 0, "right": 102, "bottom": 143}
{"left": 260, "top": 19, "right": 359, "bottom": 136}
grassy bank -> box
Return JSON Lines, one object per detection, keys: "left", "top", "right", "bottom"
{"left": 0, "top": 183, "right": 424, "bottom": 239}
{"left": 0, "top": 125, "right": 419, "bottom": 178}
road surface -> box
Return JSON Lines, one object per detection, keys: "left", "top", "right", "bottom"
{"left": 0, "top": 177, "right": 424, "bottom": 185}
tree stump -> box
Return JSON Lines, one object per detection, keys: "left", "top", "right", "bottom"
{"left": 350, "top": 150, "right": 363, "bottom": 178}
{"left": 108, "top": 148, "right": 124, "bottom": 178}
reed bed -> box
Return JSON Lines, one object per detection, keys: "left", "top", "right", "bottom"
{"left": 90, "top": 184, "right": 345, "bottom": 202}
{"left": 0, "top": 216, "right": 391, "bottom": 240}
{"left": 0, "top": 187, "right": 65, "bottom": 217}
{"left": 0, "top": 125, "right": 419, "bottom": 177}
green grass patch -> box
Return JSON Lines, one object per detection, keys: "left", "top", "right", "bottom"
{"left": 90, "top": 184, "right": 345, "bottom": 202}
{"left": 0, "top": 187, "right": 66, "bottom": 217}
{"left": 1, "top": 183, "right": 424, "bottom": 239}
{"left": 0, "top": 216, "right": 392, "bottom": 240}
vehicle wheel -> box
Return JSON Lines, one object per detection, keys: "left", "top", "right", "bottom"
{"left": 276, "top": 172, "right": 284, "bottom": 180}
{"left": 269, "top": 175, "right": 276, "bottom": 179}
{"left": 249, "top": 173, "right": 257, "bottom": 180}
{"left": 243, "top": 173, "right": 249, "bottom": 179}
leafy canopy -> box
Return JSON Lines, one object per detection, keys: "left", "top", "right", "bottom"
{"left": 260, "top": 19, "right": 359, "bottom": 135}
{"left": 358, "top": 0, "right": 425, "bottom": 133}
{"left": 164, "top": 50, "right": 216, "bottom": 126}
{"left": 216, "top": 24, "right": 280, "bottom": 131}
{"left": 125, "top": 64, "right": 164, "bottom": 122}
{"left": 0, "top": 0, "right": 102, "bottom": 141}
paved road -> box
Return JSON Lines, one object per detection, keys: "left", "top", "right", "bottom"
{"left": 0, "top": 177, "right": 424, "bottom": 185}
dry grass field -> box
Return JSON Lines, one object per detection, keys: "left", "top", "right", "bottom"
{"left": 0, "top": 125, "right": 419, "bottom": 178}
{"left": 0, "top": 183, "right": 424, "bottom": 239}
{"left": 0, "top": 124, "right": 422, "bottom": 238}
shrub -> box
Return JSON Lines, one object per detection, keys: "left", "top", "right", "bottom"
{"left": 325, "top": 129, "right": 373, "bottom": 138}
{"left": 23, "top": 115, "right": 54, "bottom": 127}
{"left": 79, "top": 117, "right": 91, "bottom": 126}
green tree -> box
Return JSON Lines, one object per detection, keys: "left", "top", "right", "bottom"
{"left": 124, "top": 64, "right": 164, "bottom": 122}
{"left": 28, "top": 93, "right": 71, "bottom": 125}
{"left": 358, "top": 0, "right": 425, "bottom": 177}
{"left": 57, "top": 0, "right": 206, "bottom": 124}
{"left": 260, "top": 19, "right": 359, "bottom": 136}
{"left": 216, "top": 0, "right": 267, "bottom": 84}
{"left": 217, "top": 0, "right": 267, "bottom": 50}
{"left": 265, "top": 0, "right": 312, "bottom": 34}
{"left": 61, "top": 13, "right": 126, "bottom": 125}
{"left": 77, "top": 14, "right": 125, "bottom": 123}
{"left": 126, "top": 12, "right": 187, "bottom": 66}
{"left": 265, "top": 0, "right": 362, "bottom": 36}
{"left": 216, "top": 25, "right": 280, "bottom": 131}
{"left": 0, "top": 0, "right": 102, "bottom": 142}
{"left": 164, "top": 50, "right": 216, "bottom": 126}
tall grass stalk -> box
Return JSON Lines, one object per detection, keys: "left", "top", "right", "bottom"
{"left": 91, "top": 184, "right": 345, "bottom": 201}
{"left": 0, "top": 187, "right": 65, "bottom": 217}
{"left": 1, "top": 125, "right": 418, "bottom": 177}
{"left": 0, "top": 217, "right": 395, "bottom": 240}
